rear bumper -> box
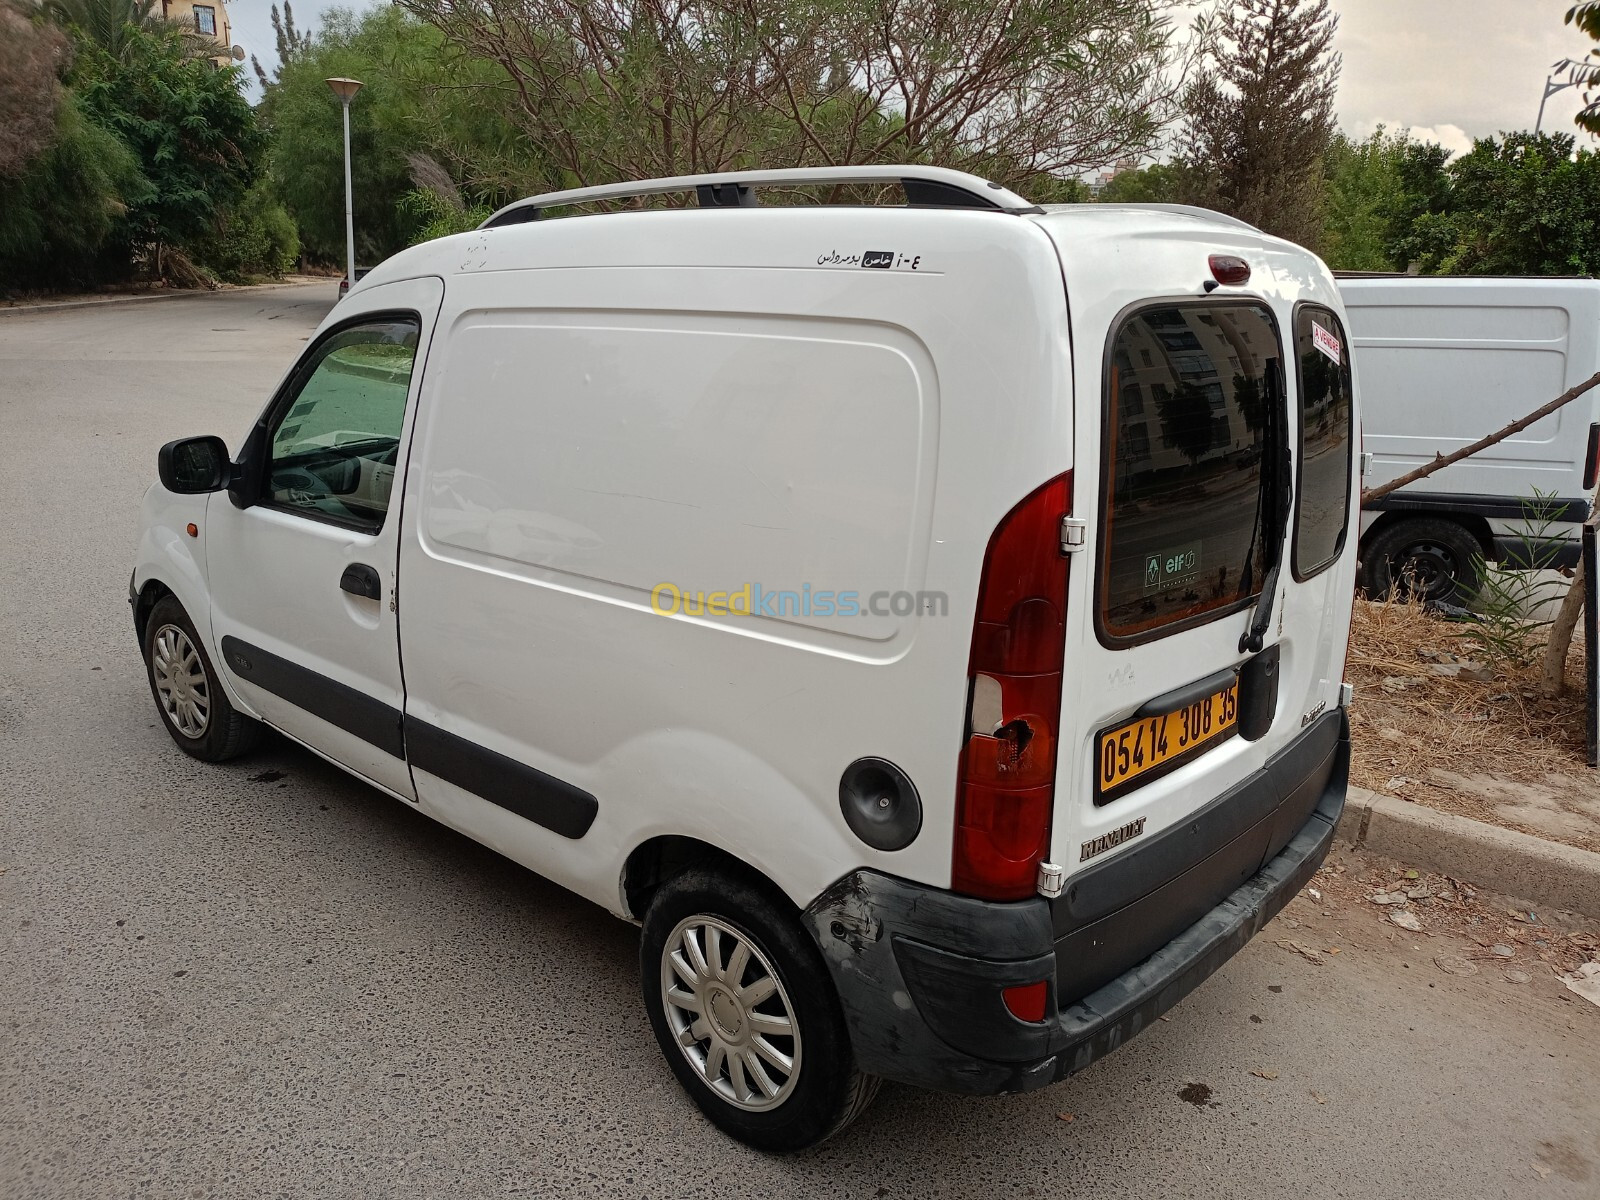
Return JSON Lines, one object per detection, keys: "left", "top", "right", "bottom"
{"left": 803, "top": 710, "right": 1347, "bottom": 1095}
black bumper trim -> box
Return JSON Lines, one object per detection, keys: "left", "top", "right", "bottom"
{"left": 1054, "top": 710, "right": 1343, "bottom": 938}
{"left": 1052, "top": 709, "right": 1344, "bottom": 1003}
{"left": 803, "top": 713, "right": 1347, "bottom": 1096}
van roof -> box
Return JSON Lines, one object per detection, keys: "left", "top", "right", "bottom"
{"left": 355, "top": 165, "right": 1319, "bottom": 295}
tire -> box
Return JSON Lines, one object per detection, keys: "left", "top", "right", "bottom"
{"left": 639, "top": 867, "right": 880, "bottom": 1151}
{"left": 142, "top": 595, "right": 262, "bottom": 762}
{"left": 1359, "top": 517, "right": 1483, "bottom": 604}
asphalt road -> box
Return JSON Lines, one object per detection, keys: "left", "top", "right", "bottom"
{"left": 1, "top": 284, "right": 1596, "bottom": 1198}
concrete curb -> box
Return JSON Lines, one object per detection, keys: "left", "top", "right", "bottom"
{"left": 1336, "top": 787, "right": 1600, "bottom": 919}
{"left": 0, "top": 279, "right": 335, "bottom": 317}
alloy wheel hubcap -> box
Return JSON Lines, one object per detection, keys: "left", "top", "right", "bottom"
{"left": 151, "top": 623, "right": 210, "bottom": 739}
{"left": 660, "top": 915, "right": 801, "bottom": 1112}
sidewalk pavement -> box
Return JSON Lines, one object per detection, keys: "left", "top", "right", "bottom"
{"left": 1338, "top": 785, "right": 1600, "bottom": 919}
{"left": 0, "top": 277, "right": 335, "bottom": 317}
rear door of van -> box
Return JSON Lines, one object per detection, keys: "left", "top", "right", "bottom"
{"left": 1040, "top": 214, "right": 1356, "bottom": 995}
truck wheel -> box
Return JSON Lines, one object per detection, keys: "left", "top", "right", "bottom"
{"left": 639, "top": 867, "right": 879, "bottom": 1151}
{"left": 1359, "top": 517, "right": 1483, "bottom": 603}
{"left": 142, "top": 595, "right": 262, "bottom": 761}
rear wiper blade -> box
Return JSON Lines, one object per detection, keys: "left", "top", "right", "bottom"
{"left": 1240, "top": 367, "right": 1292, "bottom": 655}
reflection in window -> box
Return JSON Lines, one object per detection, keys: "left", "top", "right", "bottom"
{"left": 1293, "top": 308, "right": 1354, "bottom": 577}
{"left": 1101, "top": 304, "right": 1284, "bottom": 639}
{"left": 193, "top": 5, "right": 216, "bottom": 34}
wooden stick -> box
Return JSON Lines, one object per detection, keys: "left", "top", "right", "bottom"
{"left": 1362, "top": 368, "right": 1600, "bottom": 504}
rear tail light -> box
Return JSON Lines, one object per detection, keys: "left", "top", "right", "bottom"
{"left": 952, "top": 473, "right": 1072, "bottom": 901}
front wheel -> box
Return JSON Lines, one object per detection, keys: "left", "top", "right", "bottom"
{"left": 640, "top": 868, "right": 879, "bottom": 1151}
{"left": 142, "top": 595, "right": 262, "bottom": 761}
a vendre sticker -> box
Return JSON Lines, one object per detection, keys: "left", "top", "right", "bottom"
{"left": 1312, "top": 321, "right": 1343, "bottom": 365}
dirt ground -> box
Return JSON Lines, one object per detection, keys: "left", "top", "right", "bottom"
{"left": 1346, "top": 596, "right": 1600, "bottom": 854}
{"left": 1258, "top": 838, "right": 1600, "bottom": 1188}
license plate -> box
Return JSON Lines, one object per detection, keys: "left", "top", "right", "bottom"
{"left": 1095, "top": 680, "right": 1239, "bottom": 803}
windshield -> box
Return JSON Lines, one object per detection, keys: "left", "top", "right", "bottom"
{"left": 1098, "top": 302, "right": 1284, "bottom": 641}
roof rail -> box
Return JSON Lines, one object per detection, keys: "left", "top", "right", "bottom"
{"left": 478, "top": 166, "right": 1041, "bottom": 229}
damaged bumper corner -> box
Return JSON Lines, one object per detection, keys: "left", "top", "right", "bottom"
{"left": 801, "top": 712, "right": 1349, "bottom": 1095}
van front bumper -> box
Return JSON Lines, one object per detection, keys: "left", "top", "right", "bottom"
{"left": 802, "top": 710, "right": 1347, "bottom": 1095}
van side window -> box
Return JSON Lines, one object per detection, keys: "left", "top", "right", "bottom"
{"left": 1292, "top": 307, "right": 1354, "bottom": 579}
{"left": 1099, "top": 303, "right": 1283, "bottom": 642}
{"left": 264, "top": 317, "right": 419, "bottom": 533}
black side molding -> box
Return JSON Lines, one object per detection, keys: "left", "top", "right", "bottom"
{"left": 1364, "top": 490, "right": 1589, "bottom": 523}
{"left": 405, "top": 716, "right": 598, "bottom": 840}
{"left": 1493, "top": 535, "right": 1582, "bottom": 570}
{"left": 219, "top": 635, "right": 404, "bottom": 758}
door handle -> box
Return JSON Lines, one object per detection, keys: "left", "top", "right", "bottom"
{"left": 339, "top": 563, "right": 381, "bottom": 601}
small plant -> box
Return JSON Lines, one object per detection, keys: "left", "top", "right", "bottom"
{"left": 1463, "top": 489, "right": 1569, "bottom": 670}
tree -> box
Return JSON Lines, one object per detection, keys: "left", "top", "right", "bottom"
{"left": 262, "top": 7, "right": 526, "bottom": 262}
{"left": 1096, "top": 160, "right": 1192, "bottom": 204}
{"left": 1321, "top": 129, "right": 1402, "bottom": 271}
{"left": 1438, "top": 133, "right": 1600, "bottom": 275}
{"left": 0, "top": 7, "right": 69, "bottom": 180}
{"left": 252, "top": 1, "right": 312, "bottom": 92}
{"left": 0, "top": 94, "right": 149, "bottom": 290}
{"left": 73, "top": 24, "right": 263, "bottom": 275}
{"left": 41, "top": 0, "right": 214, "bottom": 62}
{"left": 1155, "top": 380, "right": 1219, "bottom": 465}
{"left": 397, "top": 0, "right": 1197, "bottom": 192}
{"left": 1179, "top": 0, "right": 1340, "bottom": 249}
{"left": 1566, "top": 2, "right": 1600, "bottom": 134}
{"left": 1380, "top": 138, "right": 1453, "bottom": 269}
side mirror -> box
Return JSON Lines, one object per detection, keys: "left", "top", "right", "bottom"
{"left": 158, "top": 436, "right": 230, "bottom": 494}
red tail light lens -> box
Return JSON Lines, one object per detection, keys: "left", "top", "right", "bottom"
{"left": 1002, "top": 980, "right": 1049, "bottom": 1023}
{"left": 1209, "top": 254, "right": 1251, "bottom": 285}
{"left": 952, "top": 473, "right": 1071, "bottom": 901}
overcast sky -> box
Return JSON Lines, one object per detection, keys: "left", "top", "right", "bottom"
{"left": 230, "top": 0, "right": 1600, "bottom": 153}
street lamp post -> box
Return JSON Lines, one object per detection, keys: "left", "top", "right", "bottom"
{"left": 1536, "top": 61, "right": 1578, "bottom": 135}
{"left": 325, "top": 77, "right": 364, "bottom": 288}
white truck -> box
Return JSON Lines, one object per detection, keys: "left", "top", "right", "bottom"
{"left": 1340, "top": 275, "right": 1600, "bottom": 600}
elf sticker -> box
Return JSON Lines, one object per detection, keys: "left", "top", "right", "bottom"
{"left": 1312, "top": 321, "right": 1343, "bottom": 365}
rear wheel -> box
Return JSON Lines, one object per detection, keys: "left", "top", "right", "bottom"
{"left": 639, "top": 868, "right": 879, "bottom": 1151}
{"left": 142, "top": 595, "right": 261, "bottom": 761}
{"left": 1359, "top": 517, "right": 1483, "bottom": 604}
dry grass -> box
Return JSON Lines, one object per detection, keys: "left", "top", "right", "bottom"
{"left": 1346, "top": 594, "right": 1600, "bottom": 853}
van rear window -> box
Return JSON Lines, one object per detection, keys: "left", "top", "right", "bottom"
{"left": 1292, "top": 306, "right": 1354, "bottom": 578}
{"left": 1099, "top": 303, "right": 1282, "bottom": 641}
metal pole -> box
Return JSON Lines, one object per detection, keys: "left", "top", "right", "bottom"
{"left": 341, "top": 98, "right": 356, "bottom": 287}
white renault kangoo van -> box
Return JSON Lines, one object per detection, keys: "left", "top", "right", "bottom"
{"left": 132, "top": 167, "right": 1358, "bottom": 1150}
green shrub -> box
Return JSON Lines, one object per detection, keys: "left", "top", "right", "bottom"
{"left": 201, "top": 184, "right": 301, "bottom": 282}
{"left": 397, "top": 187, "right": 490, "bottom": 245}
{"left": 0, "top": 94, "right": 148, "bottom": 292}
